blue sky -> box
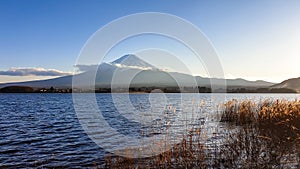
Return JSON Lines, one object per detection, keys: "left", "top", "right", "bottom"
{"left": 1, "top": 0, "right": 300, "bottom": 83}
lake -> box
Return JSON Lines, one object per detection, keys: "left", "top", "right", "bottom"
{"left": 0, "top": 93, "right": 299, "bottom": 168}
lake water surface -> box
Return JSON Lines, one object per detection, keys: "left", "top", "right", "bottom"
{"left": 0, "top": 93, "right": 299, "bottom": 168}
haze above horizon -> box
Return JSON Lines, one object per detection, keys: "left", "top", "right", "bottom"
{"left": 1, "top": 0, "right": 300, "bottom": 83}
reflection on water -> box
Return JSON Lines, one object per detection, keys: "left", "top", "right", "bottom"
{"left": 0, "top": 93, "right": 299, "bottom": 167}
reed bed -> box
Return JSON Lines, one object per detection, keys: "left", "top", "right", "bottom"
{"left": 101, "top": 99, "right": 300, "bottom": 168}
{"left": 220, "top": 99, "right": 300, "bottom": 141}
{"left": 103, "top": 128, "right": 207, "bottom": 169}
{"left": 219, "top": 99, "right": 300, "bottom": 168}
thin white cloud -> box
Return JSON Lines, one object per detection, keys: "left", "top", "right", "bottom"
{"left": 114, "top": 63, "right": 154, "bottom": 70}
{"left": 0, "top": 67, "right": 72, "bottom": 76}
{"left": 75, "top": 63, "right": 158, "bottom": 72}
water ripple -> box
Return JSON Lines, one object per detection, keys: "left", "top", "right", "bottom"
{"left": 0, "top": 93, "right": 299, "bottom": 168}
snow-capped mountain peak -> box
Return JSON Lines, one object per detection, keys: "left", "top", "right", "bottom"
{"left": 111, "top": 54, "right": 156, "bottom": 70}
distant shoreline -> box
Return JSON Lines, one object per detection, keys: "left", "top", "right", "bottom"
{"left": 0, "top": 85, "right": 298, "bottom": 94}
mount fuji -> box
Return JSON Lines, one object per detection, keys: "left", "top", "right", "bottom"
{"left": 111, "top": 54, "right": 156, "bottom": 70}
{"left": 0, "top": 54, "right": 274, "bottom": 90}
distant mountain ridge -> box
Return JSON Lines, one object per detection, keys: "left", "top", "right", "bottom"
{"left": 272, "top": 77, "right": 300, "bottom": 93}
{"left": 0, "top": 54, "right": 277, "bottom": 90}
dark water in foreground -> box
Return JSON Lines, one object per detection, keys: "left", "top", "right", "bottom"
{"left": 0, "top": 93, "right": 299, "bottom": 168}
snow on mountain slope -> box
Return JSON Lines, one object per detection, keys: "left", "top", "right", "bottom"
{"left": 0, "top": 54, "right": 275, "bottom": 89}
{"left": 111, "top": 54, "right": 156, "bottom": 70}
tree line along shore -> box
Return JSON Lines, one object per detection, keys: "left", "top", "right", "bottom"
{"left": 0, "top": 85, "right": 297, "bottom": 93}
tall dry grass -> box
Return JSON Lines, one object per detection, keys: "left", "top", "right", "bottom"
{"left": 220, "top": 99, "right": 300, "bottom": 141}
{"left": 103, "top": 128, "right": 207, "bottom": 169}
{"left": 218, "top": 99, "right": 300, "bottom": 168}
{"left": 100, "top": 99, "right": 300, "bottom": 168}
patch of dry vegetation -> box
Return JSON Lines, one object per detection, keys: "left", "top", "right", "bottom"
{"left": 219, "top": 99, "right": 300, "bottom": 168}
{"left": 220, "top": 99, "right": 300, "bottom": 141}
{"left": 101, "top": 99, "right": 300, "bottom": 168}
{"left": 103, "top": 128, "right": 207, "bottom": 169}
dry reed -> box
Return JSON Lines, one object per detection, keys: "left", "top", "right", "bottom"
{"left": 100, "top": 99, "right": 300, "bottom": 168}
